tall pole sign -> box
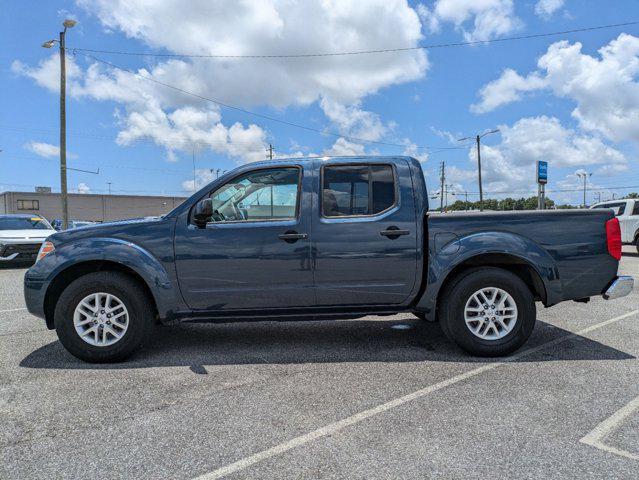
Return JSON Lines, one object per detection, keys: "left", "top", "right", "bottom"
{"left": 537, "top": 161, "right": 548, "bottom": 210}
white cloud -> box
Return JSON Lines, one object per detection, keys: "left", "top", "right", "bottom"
{"left": 181, "top": 169, "right": 217, "bottom": 193}
{"left": 473, "top": 34, "right": 639, "bottom": 143}
{"left": 16, "top": 0, "right": 429, "bottom": 185}
{"left": 24, "top": 141, "right": 78, "bottom": 159}
{"left": 450, "top": 116, "right": 627, "bottom": 197}
{"left": 534, "top": 0, "right": 565, "bottom": 19}
{"left": 418, "top": 0, "right": 522, "bottom": 41}
{"left": 323, "top": 138, "right": 366, "bottom": 156}
{"left": 320, "top": 98, "right": 388, "bottom": 142}
{"left": 76, "top": 0, "right": 427, "bottom": 105}
{"left": 77, "top": 183, "right": 91, "bottom": 194}
{"left": 471, "top": 69, "right": 548, "bottom": 113}
{"left": 401, "top": 138, "right": 429, "bottom": 163}
{"left": 430, "top": 127, "right": 459, "bottom": 144}
{"left": 595, "top": 163, "right": 629, "bottom": 176}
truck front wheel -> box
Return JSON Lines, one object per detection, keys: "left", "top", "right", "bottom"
{"left": 54, "top": 272, "right": 155, "bottom": 363}
{"left": 439, "top": 267, "right": 536, "bottom": 357}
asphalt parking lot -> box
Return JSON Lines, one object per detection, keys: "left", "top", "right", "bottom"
{"left": 1, "top": 248, "right": 638, "bottom": 479}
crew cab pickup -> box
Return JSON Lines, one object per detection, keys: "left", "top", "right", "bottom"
{"left": 24, "top": 156, "right": 634, "bottom": 363}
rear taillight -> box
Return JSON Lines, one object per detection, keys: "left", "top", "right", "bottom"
{"left": 605, "top": 217, "right": 622, "bottom": 260}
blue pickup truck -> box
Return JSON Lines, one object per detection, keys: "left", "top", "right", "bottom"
{"left": 24, "top": 156, "right": 633, "bottom": 362}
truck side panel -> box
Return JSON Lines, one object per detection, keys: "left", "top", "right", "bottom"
{"left": 417, "top": 209, "right": 617, "bottom": 318}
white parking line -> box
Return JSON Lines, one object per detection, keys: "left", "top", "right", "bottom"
{"left": 194, "top": 309, "right": 639, "bottom": 479}
{"left": 0, "top": 307, "right": 27, "bottom": 314}
{"left": 580, "top": 395, "right": 639, "bottom": 461}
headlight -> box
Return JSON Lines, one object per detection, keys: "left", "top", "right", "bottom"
{"left": 36, "top": 241, "right": 55, "bottom": 263}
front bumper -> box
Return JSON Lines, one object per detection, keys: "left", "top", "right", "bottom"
{"left": 603, "top": 276, "right": 634, "bottom": 300}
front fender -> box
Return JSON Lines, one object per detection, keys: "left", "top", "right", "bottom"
{"left": 416, "top": 231, "right": 561, "bottom": 318}
{"left": 28, "top": 237, "right": 178, "bottom": 320}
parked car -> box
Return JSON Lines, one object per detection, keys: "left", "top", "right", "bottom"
{"left": 0, "top": 214, "right": 57, "bottom": 264}
{"left": 590, "top": 199, "right": 639, "bottom": 253}
{"left": 24, "top": 156, "right": 633, "bottom": 362}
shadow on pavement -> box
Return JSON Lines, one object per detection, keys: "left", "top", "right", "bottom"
{"left": 20, "top": 317, "right": 635, "bottom": 370}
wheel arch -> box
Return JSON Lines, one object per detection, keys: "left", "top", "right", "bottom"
{"left": 436, "top": 253, "right": 548, "bottom": 313}
{"left": 43, "top": 260, "right": 158, "bottom": 329}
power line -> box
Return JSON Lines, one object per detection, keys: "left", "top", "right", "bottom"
{"left": 69, "top": 21, "right": 639, "bottom": 59}
{"left": 73, "top": 52, "right": 471, "bottom": 151}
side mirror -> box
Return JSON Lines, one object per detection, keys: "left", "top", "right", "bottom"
{"left": 193, "top": 198, "right": 213, "bottom": 227}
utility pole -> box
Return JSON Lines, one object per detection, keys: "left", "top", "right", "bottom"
{"left": 458, "top": 129, "right": 500, "bottom": 212}
{"left": 192, "top": 148, "right": 196, "bottom": 191}
{"left": 445, "top": 184, "right": 455, "bottom": 212}
{"left": 43, "top": 19, "right": 76, "bottom": 230}
{"left": 266, "top": 144, "right": 274, "bottom": 160}
{"left": 577, "top": 172, "right": 592, "bottom": 208}
{"left": 106, "top": 182, "right": 112, "bottom": 195}
{"left": 439, "top": 161, "right": 445, "bottom": 213}
{"left": 475, "top": 135, "right": 483, "bottom": 211}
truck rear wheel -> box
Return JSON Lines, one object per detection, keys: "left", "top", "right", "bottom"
{"left": 635, "top": 236, "right": 639, "bottom": 254}
{"left": 439, "top": 267, "right": 536, "bottom": 357}
{"left": 54, "top": 272, "right": 155, "bottom": 363}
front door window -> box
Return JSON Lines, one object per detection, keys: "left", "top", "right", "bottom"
{"left": 208, "top": 168, "right": 300, "bottom": 223}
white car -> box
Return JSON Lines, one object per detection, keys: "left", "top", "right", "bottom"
{"left": 0, "top": 214, "right": 57, "bottom": 264}
{"left": 590, "top": 198, "right": 639, "bottom": 253}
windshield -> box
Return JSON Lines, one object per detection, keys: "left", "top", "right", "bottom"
{"left": 0, "top": 216, "right": 53, "bottom": 230}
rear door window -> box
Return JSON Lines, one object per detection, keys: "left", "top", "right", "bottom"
{"left": 322, "top": 164, "right": 396, "bottom": 217}
{"left": 633, "top": 201, "right": 639, "bottom": 216}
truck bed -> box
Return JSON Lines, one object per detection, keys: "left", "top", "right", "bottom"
{"left": 426, "top": 209, "right": 618, "bottom": 304}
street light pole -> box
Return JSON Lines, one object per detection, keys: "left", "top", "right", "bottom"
{"left": 459, "top": 129, "right": 499, "bottom": 212}
{"left": 43, "top": 19, "right": 76, "bottom": 230}
{"left": 475, "top": 135, "right": 483, "bottom": 211}
{"left": 577, "top": 172, "right": 592, "bottom": 208}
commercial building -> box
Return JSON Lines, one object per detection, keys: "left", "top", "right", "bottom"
{"left": 0, "top": 191, "right": 187, "bottom": 222}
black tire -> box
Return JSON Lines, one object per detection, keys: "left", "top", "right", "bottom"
{"left": 635, "top": 236, "right": 639, "bottom": 254}
{"left": 439, "top": 267, "right": 536, "bottom": 357}
{"left": 54, "top": 271, "right": 155, "bottom": 363}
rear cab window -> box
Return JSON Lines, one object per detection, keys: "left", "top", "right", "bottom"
{"left": 592, "top": 202, "right": 626, "bottom": 216}
{"left": 322, "top": 164, "right": 396, "bottom": 217}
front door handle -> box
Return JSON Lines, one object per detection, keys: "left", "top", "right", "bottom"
{"left": 278, "top": 230, "right": 308, "bottom": 243}
{"left": 380, "top": 227, "right": 410, "bottom": 239}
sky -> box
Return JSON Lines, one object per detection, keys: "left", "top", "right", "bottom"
{"left": 2, "top": 0, "right": 639, "bottom": 206}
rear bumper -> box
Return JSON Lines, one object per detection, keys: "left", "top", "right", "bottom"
{"left": 603, "top": 276, "right": 634, "bottom": 300}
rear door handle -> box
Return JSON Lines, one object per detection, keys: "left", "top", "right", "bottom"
{"left": 380, "top": 227, "right": 410, "bottom": 239}
{"left": 278, "top": 231, "right": 308, "bottom": 243}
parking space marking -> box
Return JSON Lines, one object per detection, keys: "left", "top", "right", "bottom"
{"left": 0, "top": 307, "right": 27, "bottom": 314}
{"left": 580, "top": 395, "right": 639, "bottom": 461}
{"left": 194, "top": 309, "right": 639, "bottom": 480}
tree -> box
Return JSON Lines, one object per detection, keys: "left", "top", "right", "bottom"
{"left": 627, "top": 192, "right": 639, "bottom": 199}
{"left": 444, "top": 195, "right": 559, "bottom": 212}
